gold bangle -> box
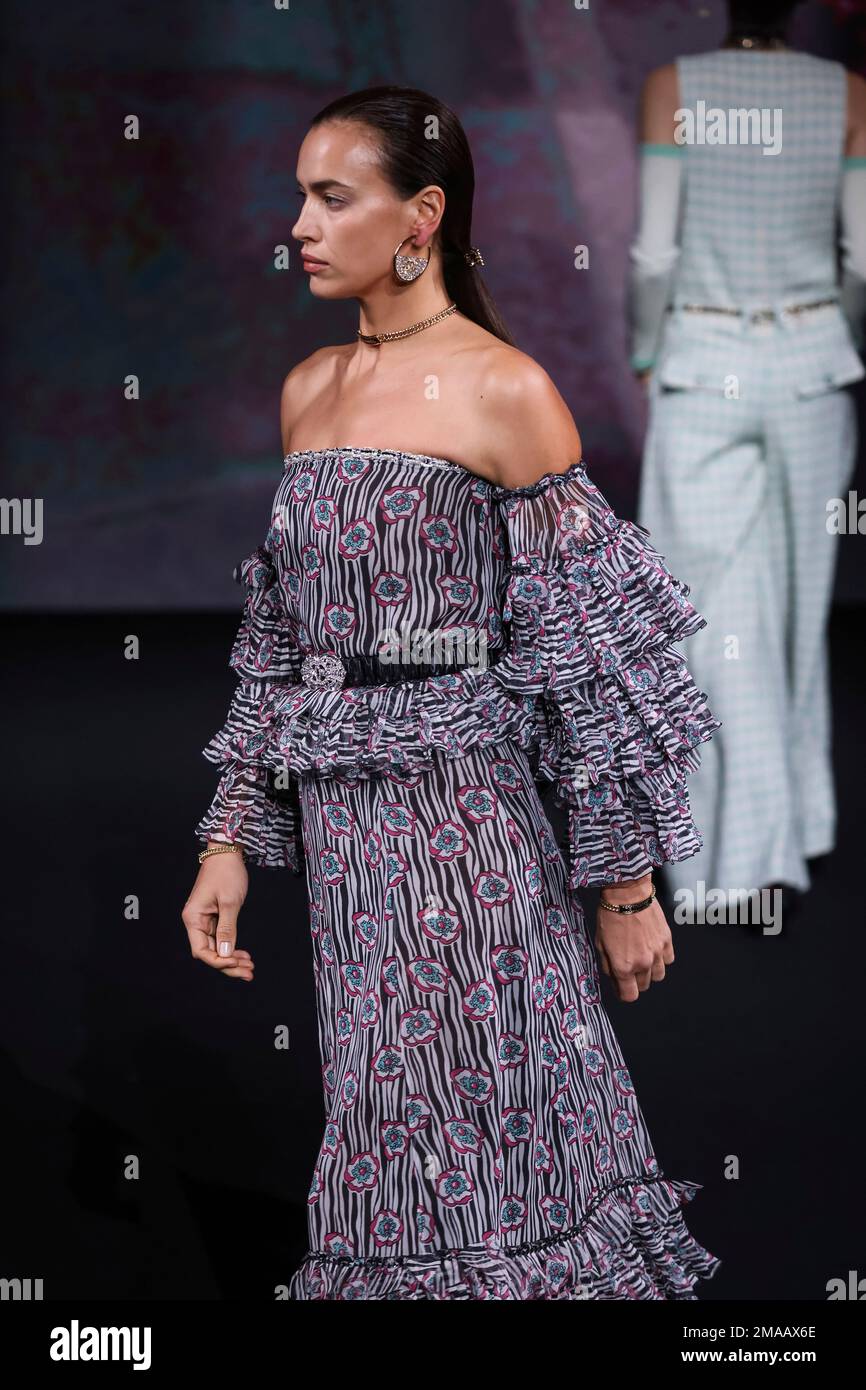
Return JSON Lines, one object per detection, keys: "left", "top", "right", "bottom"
{"left": 198, "top": 843, "right": 245, "bottom": 865}
{"left": 598, "top": 883, "right": 656, "bottom": 914}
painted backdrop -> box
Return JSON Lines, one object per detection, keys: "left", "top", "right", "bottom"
{"left": 2, "top": 0, "right": 862, "bottom": 607}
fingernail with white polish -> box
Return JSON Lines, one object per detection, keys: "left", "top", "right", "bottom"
{"left": 218, "top": 941, "right": 232, "bottom": 957}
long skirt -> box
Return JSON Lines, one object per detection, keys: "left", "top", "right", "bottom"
{"left": 286, "top": 737, "right": 721, "bottom": 1300}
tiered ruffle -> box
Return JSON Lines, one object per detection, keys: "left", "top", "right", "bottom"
{"left": 227, "top": 544, "right": 304, "bottom": 684}
{"left": 484, "top": 463, "right": 722, "bottom": 886}
{"left": 287, "top": 1173, "right": 721, "bottom": 1300}
{"left": 194, "top": 759, "right": 304, "bottom": 873}
{"left": 195, "top": 545, "right": 306, "bottom": 870}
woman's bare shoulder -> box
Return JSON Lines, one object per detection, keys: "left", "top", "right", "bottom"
{"left": 279, "top": 345, "right": 347, "bottom": 451}
{"left": 475, "top": 345, "right": 583, "bottom": 490}
{"left": 280, "top": 344, "right": 344, "bottom": 400}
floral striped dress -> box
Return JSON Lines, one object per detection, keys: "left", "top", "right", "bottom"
{"left": 195, "top": 445, "right": 723, "bottom": 1300}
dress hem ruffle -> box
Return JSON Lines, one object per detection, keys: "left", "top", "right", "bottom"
{"left": 287, "top": 1173, "right": 721, "bottom": 1300}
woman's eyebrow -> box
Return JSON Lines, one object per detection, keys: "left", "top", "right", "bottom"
{"left": 295, "top": 178, "right": 355, "bottom": 192}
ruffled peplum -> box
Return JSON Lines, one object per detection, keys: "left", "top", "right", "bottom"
{"left": 199, "top": 539, "right": 541, "bottom": 786}
{"left": 196, "top": 542, "right": 539, "bottom": 867}
{"left": 200, "top": 663, "right": 542, "bottom": 784}
{"left": 287, "top": 1173, "right": 721, "bottom": 1300}
{"left": 482, "top": 462, "right": 722, "bottom": 889}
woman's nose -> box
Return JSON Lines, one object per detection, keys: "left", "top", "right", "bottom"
{"left": 291, "top": 209, "right": 315, "bottom": 241}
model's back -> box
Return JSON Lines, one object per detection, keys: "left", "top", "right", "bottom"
{"left": 674, "top": 49, "right": 847, "bottom": 309}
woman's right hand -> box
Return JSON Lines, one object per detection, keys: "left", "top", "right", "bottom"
{"left": 182, "top": 845, "right": 254, "bottom": 982}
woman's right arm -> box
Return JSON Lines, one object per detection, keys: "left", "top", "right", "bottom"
{"left": 183, "top": 364, "right": 316, "bottom": 979}
{"left": 182, "top": 843, "right": 253, "bottom": 982}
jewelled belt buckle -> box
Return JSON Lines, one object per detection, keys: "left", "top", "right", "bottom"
{"left": 300, "top": 651, "right": 346, "bottom": 689}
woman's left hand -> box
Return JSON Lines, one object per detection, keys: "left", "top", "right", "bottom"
{"left": 594, "top": 887, "right": 674, "bottom": 1003}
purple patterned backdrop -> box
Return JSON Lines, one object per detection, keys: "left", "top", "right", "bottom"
{"left": 2, "top": 0, "right": 863, "bottom": 608}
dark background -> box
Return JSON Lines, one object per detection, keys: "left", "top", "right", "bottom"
{"left": 2, "top": 0, "right": 864, "bottom": 1301}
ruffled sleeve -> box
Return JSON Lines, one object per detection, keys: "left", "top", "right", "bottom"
{"left": 194, "top": 543, "right": 306, "bottom": 872}
{"left": 486, "top": 460, "right": 721, "bottom": 890}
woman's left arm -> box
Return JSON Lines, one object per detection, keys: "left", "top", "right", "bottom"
{"left": 482, "top": 362, "right": 721, "bottom": 899}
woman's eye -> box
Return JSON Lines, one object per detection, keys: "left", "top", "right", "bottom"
{"left": 295, "top": 192, "right": 343, "bottom": 208}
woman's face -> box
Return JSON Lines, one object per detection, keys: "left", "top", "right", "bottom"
{"left": 292, "top": 121, "right": 439, "bottom": 298}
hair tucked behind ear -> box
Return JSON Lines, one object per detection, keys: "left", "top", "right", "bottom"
{"left": 308, "top": 85, "right": 516, "bottom": 347}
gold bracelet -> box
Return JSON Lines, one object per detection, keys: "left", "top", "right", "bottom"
{"left": 198, "top": 843, "right": 245, "bottom": 865}
{"left": 598, "top": 883, "right": 656, "bottom": 914}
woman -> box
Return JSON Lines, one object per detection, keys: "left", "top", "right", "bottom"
{"left": 628, "top": 0, "right": 866, "bottom": 915}
{"left": 182, "top": 86, "right": 722, "bottom": 1300}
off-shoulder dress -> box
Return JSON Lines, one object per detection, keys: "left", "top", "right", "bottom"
{"left": 195, "top": 445, "right": 722, "bottom": 1300}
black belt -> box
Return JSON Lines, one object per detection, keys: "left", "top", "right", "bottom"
{"left": 297, "top": 647, "right": 505, "bottom": 690}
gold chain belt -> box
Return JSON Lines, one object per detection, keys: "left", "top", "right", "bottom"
{"left": 670, "top": 297, "right": 839, "bottom": 325}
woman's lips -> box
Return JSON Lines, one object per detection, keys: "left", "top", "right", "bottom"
{"left": 302, "top": 255, "right": 328, "bottom": 272}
